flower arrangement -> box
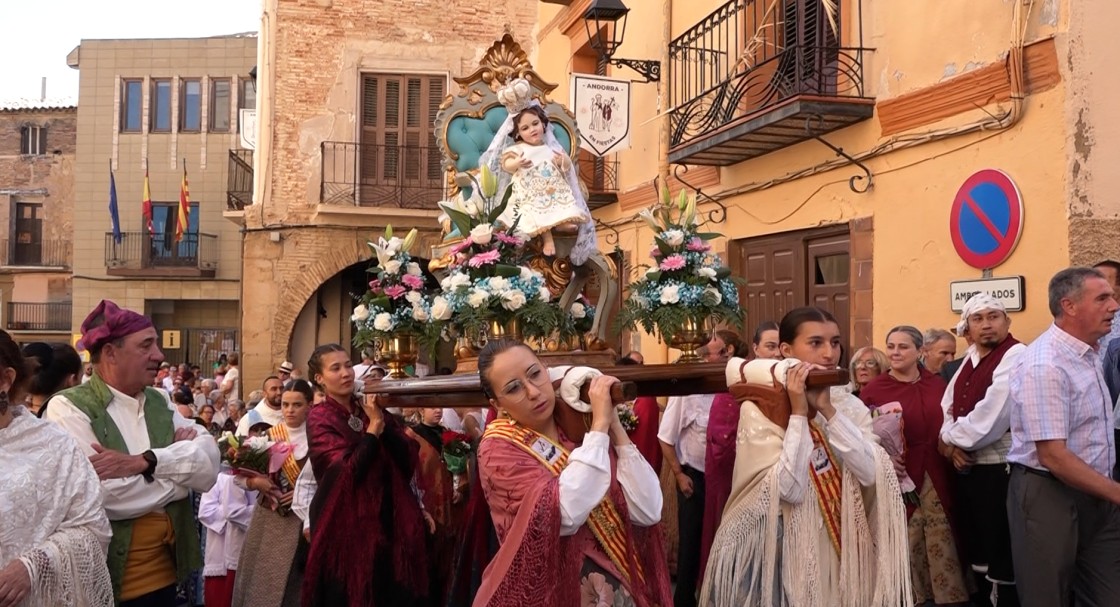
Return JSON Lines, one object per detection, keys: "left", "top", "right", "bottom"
{"left": 616, "top": 189, "right": 743, "bottom": 341}
{"left": 558, "top": 297, "right": 596, "bottom": 346}
{"left": 218, "top": 433, "right": 290, "bottom": 476}
{"left": 352, "top": 225, "right": 442, "bottom": 353}
{"left": 616, "top": 402, "right": 638, "bottom": 433}
{"left": 441, "top": 430, "right": 473, "bottom": 474}
{"left": 437, "top": 166, "right": 563, "bottom": 341}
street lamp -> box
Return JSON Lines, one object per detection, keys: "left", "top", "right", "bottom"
{"left": 583, "top": 0, "right": 661, "bottom": 83}
{"left": 248, "top": 66, "right": 257, "bottom": 93}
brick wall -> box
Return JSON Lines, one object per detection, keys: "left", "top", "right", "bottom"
{"left": 850, "top": 216, "right": 873, "bottom": 348}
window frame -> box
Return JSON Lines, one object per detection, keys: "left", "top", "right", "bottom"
{"left": 19, "top": 125, "right": 47, "bottom": 155}
{"left": 209, "top": 78, "right": 232, "bottom": 133}
{"left": 150, "top": 78, "right": 173, "bottom": 133}
{"left": 179, "top": 78, "right": 203, "bottom": 133}
{"left": 121, "top": 78, "right": 143, "bottom": 133}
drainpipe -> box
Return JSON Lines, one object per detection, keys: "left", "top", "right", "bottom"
{"left": 658, "top": 0, "right": 673, "bottom": 191}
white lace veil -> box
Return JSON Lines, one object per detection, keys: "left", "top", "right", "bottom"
{"left": 477, "top": 98, "right": 598, "bottom": 266}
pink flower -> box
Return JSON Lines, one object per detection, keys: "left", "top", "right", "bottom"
{"left": 659, "top": 254, "right": 686, "bottom": 271}
{"left": 368, "top": 279, "right": 381, "bottom": 291}
{"left": 450, "top": 239, "right": 473, "bottom": 255}
{"left": 467, "top": 249, "right": 501, "bottom": 268}
{"left": 401, "top": 274, "right": 424, "bottom": 290}
{"left": 383, "top": 284, "right": 407, "bottom": 299}
{"left": 686, "top": 237, "right": 711, "bottom": 252}
{"left": 495, "top": 231, "right": 523, "bottom": 246}
{"left": 579, "top": 572, "right": 615, "bottom": 607}
{"left": 649, "top": 245, "right": 662, "bottom": 258}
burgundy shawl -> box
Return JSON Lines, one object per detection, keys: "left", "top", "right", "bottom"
{"left": 473, "top": 433, "right": 671, "bottom": 607}
{"left": 698, "top": 392, "right": 739, "bottom": 584}
{"left": 302, "top": 397, "right": 428, "bottom": 607}
{"left": 626, "top": 396, "right": 663, "bottom": 475}
{"left": 952, "top": 334, "right": 1021, "bottom": 419}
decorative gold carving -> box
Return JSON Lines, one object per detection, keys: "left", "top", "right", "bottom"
{"left": 454, "top": 34, "right": 558, "bottom": 97}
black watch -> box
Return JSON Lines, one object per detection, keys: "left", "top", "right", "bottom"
{"left": 141, "top": 450, "right": 158, "bottom": 483}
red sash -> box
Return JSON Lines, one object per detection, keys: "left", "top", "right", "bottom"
{"left": 268, "top": 424, "right": 301, "bottom": 488}
{"left": 807, "top": 423, "right": 844, "bottom": 555}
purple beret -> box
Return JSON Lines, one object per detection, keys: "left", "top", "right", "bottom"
{"left": 77, "top": 300, "right": 154, "bottom": 352}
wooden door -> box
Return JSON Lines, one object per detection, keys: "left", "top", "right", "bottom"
{"left": 13, "top": 203, "right": 43, "bottom": 265}
{"left": 806, "top": 232, "right": 851, "bottom": 363}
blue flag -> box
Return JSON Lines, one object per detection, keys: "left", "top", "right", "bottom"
{"left": 108, "top": 165, "right": 122, "bottom": 244}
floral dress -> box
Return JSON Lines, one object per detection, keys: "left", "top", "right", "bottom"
{"left": 502, "top": 143, "right": 590, "bottom": 237}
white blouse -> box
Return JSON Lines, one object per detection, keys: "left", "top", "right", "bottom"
{"left": 558, "top": 431, "right": 663, "bottom": 536}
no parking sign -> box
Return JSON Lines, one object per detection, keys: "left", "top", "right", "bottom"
{"left": 949, "top": 169, "right": 1024, "bottom": 270}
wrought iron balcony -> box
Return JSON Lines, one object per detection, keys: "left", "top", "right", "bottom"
{"left": 5, "top": 302, "right": 72, "bottom": 332}
{"left": 0, "top": 239, "right": 71, "bottom": 268}
{"left": 104, "top": 232, "right": 218, "bottom": 278}
{"left": 579, "top": 153, "right": 620, "bottom": 209}
{"left": 668, "top": 0, "right": 873, "bottom": 165}
{"left": 228, "top": 149, "right": 253, "bottom": 211}
{"left": 321, "top": 142, "right": 445, "bottom": 209}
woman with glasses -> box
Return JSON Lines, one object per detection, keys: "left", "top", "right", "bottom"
{"left": 473, "top": 339, "right": 671, "bottom": 607}
{"left": 849, "top": 346, "right": 889, "bottom": 397}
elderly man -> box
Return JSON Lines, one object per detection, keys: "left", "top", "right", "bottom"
{"left": 939, "top": 293, "right": 1027, "bottom": 606}
{"left": 45, "top": 300, "right": 219, "bottom": 607}
{"left": 236, "top": 376, "right": 283, "bottom": 436}
{"left": 1007, "top": 268, "right": 1120, "bottom": 607}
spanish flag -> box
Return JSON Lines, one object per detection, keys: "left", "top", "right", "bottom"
{"left": 175, "top": 162, "right": 190, "bottom": 244}
{"left": 142, "top": 168, "right": 154, "bottom": 237}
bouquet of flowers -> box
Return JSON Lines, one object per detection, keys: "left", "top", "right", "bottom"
{"left": 351, "top": 225, "right": 442, "bottom": 352}
{"left": 616, "top": 189, "right": 743, "bottom": 340}
{"left": 559, "top": 297, "right": 596, "bottom": 346}
{"left": 616, "top": 402, "right": 639, "bottom": 432}
{"left": 437, "top": 166, "right": 563, "bottom": 341}
{"left": 870, "top": 402, "right": 919, "bottom": 505}
{"left": 442, "top": 430, "right": 473, "bottom": 474}
{"left": 217, "top": 433, "right": 292, "bottom": 477}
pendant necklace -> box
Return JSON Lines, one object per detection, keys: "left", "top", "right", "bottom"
{"left": 348, "top": 413, "right": 363, "bottom": 432}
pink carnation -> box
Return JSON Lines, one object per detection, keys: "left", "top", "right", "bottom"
{"left": 495, "top": 232, "right": 523, "bottom": 246}
{"left": 686, "top": 237, "right": 710, "bottom": 252}
{"left": 401, "top": 274, "right": 424, "bottom": 289}
{"left": 368, "top": 279, "right": 381, "bottom": 291}
{"left": 467, "top": 249, "right": 501, "bottom": 268}
{"left": 659, "top": 254, "right": 686, "bottom": 271}
{"left": 383, "top": 284, "right": 407, "bottom": 299}
{"left": 450, "top": 239, "right": 473, "bottom": 255}
{"left": 649, "top": 245, "right": 662, "bottom": 258}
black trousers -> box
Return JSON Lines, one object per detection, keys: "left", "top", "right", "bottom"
{"left": 674, "top": 465, "right": 705, "bottom": 607}
{"left": 959, "top": 464, "right": 1016, "bottom": 583}
{"left": 119, "top": 584, "right": 177, "bottom": 607}
{"left": 1008, "top": 465, "right": 1120, "bottom": 607}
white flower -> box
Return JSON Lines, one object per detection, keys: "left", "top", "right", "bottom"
{"left": 501, "top": 290, "right": 527, "bottom": 311}
{"left": 520, "top": 266, "right": 534, "bottom": 282}
{"left": 384, "top": 259, "right": 402, "bottom": 275}
{"left": 659, "top": 284, "right": 681, "bottom": 305}
{"left": 385, "top": 237, "right": 403, "bottom": 255}
{"left": 431, "top": 296, "right": 452, "bottom": 320}
{"left": 406, "top": 291, "right": 423, "bottom": 304}
{"left": 701, "top": 286, "right": 722, "bottom": 306}
{"left": 570, "top": 302, "right": 587, "bottom": 319}
{"left": 662, "top": 229, "right": 685, "bottom": 247}
{"left": 406, "top": 262, "right": 422, "bottom": 276}
{"left": 373, "top": 312, "right": 394, "bottom": 331}
{"left": 463, "top": 199, "right": 480, "bottom": 217}
{"left": 246, "top": 436, "right": 272, "bottom": 451}
{"left": 440, "top": 276, "right": 452, "bottom": 290}
{"left": 539, "top": 286, "right": 552, "bottom": 302}
{"left": 412, "top": 306, "right": 429, "bottom": 322}
{"left": 470, "top": 223, "right": 494, "bottom": 246}
{"left": 351, "top": 304, "right": 371, "bottom": 322}
{"left": 697, "top": 267, "right": 717, "bottom": 281}
{"left": 449, "top": 273, "right": 472, "bottom": 290}
{"left": 637, "top": 208, "right": 661, "bottom": 231}
{"left": 468, "top": 288, "right": 490, "bottom": 308}
{"left": 489, "top": 276, "right": 510, "bottom": 293}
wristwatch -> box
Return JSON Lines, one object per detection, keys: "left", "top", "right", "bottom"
{"left": 141, "top": 450, "right": 158, "bottom": 483}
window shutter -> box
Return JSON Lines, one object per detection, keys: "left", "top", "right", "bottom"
{"left": 19, "top": 127, "right": 28, "bottom": 155}
{"left": 427, "top": 77, "right": 445, "bottom": 181}
{"left": 38, "top": 127, "right": 47, "bottom": 155}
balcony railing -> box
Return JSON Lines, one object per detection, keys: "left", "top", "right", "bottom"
{"left": 0, "top": 239, "right": 71, "bottom": 268}
{"left": 6, "top": 302, "right": 72, "bottom": 332}
{"left": 228, "top": 149, "right": 253, "bottom": 211}
{"left": 578, "top": 154, "right": 619, "bottom": 209}
{"left": 668, "top": 0, "right": 873, "bottom": 165}
{"left": 104, "top": 232, "right": 218, "bottom": 277}
{"left": 321, "top": 142, "right": 445, "bottom": 210}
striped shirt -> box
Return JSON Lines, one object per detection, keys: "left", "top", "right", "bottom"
{"left": 1008, "top": 324, "right": 1116, "bottom": 477}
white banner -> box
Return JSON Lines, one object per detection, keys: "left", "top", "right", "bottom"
{"left": 571, "top": 74, "right": 631, "bottom": 157}
{"left": 239, "top": 109, "right": 257, "bottom": 150}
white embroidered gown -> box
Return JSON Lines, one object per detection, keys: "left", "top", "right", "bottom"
{"left": 502, "top": 143, "right": 590, "bottom": 237}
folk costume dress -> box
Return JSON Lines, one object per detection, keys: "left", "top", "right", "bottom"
{"left": 697, "top": 392, "right": 742, "bottom": 583}
{"left": 473, "top": 420, "right": 672, "bottom": 607}
{"left": 231, "top": 422, "right": 308, "bottom": 607}
{"left": 701, "top": 358, "right": 911, "bottom": 607}
{"left": 499, "top": 143, "right": 590, "bottom": 239}
{"left": 861, "top": 367, "right": 970, "bottom": 605}
{"left": 301, "top": 396, "right": 430, "bottom": 607}
{"left": 0, "top": 405, "right": 114, "bottom": 607}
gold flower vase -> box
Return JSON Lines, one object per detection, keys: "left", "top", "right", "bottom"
{"left": 485, "top": 317, "right": 522, "bottom": 343}
{"left": 666, "top": 316, "right": 710, "bottom": 364}
{"left": 378, "top": 332, "right": 419, "bottom": 379}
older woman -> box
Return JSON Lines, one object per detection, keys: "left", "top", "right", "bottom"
{"left": 0, "top": 329, "right": 113, "bottom": 606}
{"left": 860, "top": 325, "right": 968, "bottom": 606}
{"left": 849, "top": 346, "right": 889, "bottom": 397}
{"left": 301, "top": 344, "right": 432, "bottom": 607}
{"left": 474, "top": 339, "right": 670, "bottom": 607}
{"left": 921, "top": 328, "right": 958, "bottom": 375}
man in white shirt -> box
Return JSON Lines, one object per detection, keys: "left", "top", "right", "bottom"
{"left": 236, "top": 376, "right": 284, "bottom": 436}
{"left": 658, "top": 392, "right": 710, "bottom": 607}
{"left": 220, "top": 353, "right": 241, "bottom": 403}
{"left": 45, "top": 300, "right": 219, "bottom": 605}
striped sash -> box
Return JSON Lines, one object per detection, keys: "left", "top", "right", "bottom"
{"left": 807, "top": 423, "right": 844, "bottom": 555}
{"left": 483, "top": 420, "right": 643, "bottom": 585}
{"left": 268, "top": 424, "right": 302, "bottom": 489}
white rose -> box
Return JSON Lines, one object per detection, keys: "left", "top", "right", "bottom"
{"left": 501, "top": 290, "right": 527, "bottom": 311}
{"left": 373, "top": 312, "right": 394, "bottom": 331}
{"left": 407, "top": 262, "right": 422, "bottom": 276}
{"left": 246, "top": 435, "right": 272, "bottom": 451}
{"left": 431, "top": 296, "right": 452, "bottom": 320}
{"left": 384, "top": 259, "right": 402, "bottom": 275}
{"left": 659, "top": 284, "right": 680, "bottom": 305}
{"left": 570, "top": 302, "right": 586, "bottom": 319}
{"left": 440, "top": 276, "right": 452, "bottom": 290}
{"left": 539, "top": 286, "right": 552, "bottom": 302}
{"left": 701, "top": 286, "right": 722, "bottom": 306}
{"left": 406, "top": 291, "right": 423, "bottom": 304}
{"left": 697, "top": 267, "right": 717, "bottom": 281}
{"left": 351, "top": 304, "right": 370, "bottom": 322}
{"left": 449, "top": 273, "right": 472, "bottom": 290}
{"left": 470, "top": 223, "right": 494, "bottom": 246}
{"left": 384, "top": 237, "right": 402, "bottom": 255}
{"left": 519, "top": 266, "right": 534, "bottom": 282}
{"left": 662, "top": 229, "right": 685, "bottom": 247}
{"left": 468, "top": 288, "right": 490, "bottom": 308}
{"left": 412, "top": 306, "right": 429, "bottom": 322}
{"left": 489, "top": 276, "right": 510, "bottom": 292}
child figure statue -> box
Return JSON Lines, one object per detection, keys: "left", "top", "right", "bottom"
{"left": 481, "top": 78, "right": 597, "bottom": 263}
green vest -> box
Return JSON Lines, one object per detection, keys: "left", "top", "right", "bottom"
{"left": 61, "top": 374, "right": 203, "bottom": 603}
